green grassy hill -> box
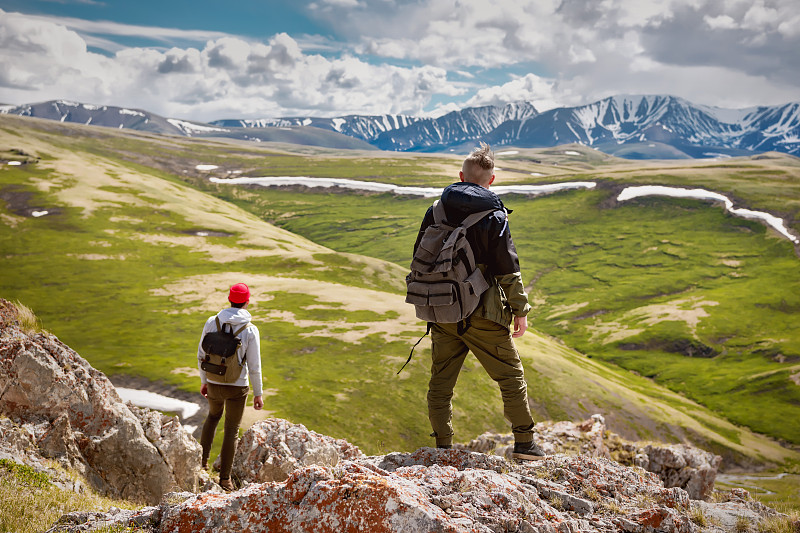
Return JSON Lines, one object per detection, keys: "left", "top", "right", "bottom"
{"left": 0, "top": 115, "right": 798, "bottom": 469}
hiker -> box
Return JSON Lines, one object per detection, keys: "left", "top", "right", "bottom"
{"left": 409, "top": 143, "right": 545, "bottom": 460}
{"left": 197, "top": 282, "right": 263, "bottom": 491}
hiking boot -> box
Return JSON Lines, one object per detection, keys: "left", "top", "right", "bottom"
{"left": 219, "top": 478, "right": 235, "bottom": 492}
{"left": 512, "top": 441, "right": 546, "bottom": 461}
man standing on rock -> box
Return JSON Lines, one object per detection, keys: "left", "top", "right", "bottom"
{"left": 411, "top": 143, "right": 545, "bottom": 460}
{"left": 197, "top": 282, "right": 263, "bottom": 491}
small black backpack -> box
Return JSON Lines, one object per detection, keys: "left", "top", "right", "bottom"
{"left": 200, "top": 317, "right": 249, "bottom": 383}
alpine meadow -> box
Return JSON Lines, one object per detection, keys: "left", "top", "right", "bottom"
{"left": 1, "top": 110, "right": 800, "bottom": 486}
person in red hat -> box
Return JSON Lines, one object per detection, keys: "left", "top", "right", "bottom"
{"left": 197, "top": 282, "right": 263, "bottom": 491}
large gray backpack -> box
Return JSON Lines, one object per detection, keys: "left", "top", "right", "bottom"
{"left": 405, "top": 200, "right": 496, "bottom": 324}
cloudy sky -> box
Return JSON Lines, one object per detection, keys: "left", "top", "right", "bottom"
{"left": 1, "top": 0, "right": 798, "bottom": 122}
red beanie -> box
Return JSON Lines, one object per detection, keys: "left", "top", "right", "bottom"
{"left": 228, "top": 283, "right": 250, "bottom": 304}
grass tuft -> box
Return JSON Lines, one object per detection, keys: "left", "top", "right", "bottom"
{"left": 600, "top": 499, "right": 624, "bottom": 515}
{"left": 690, "top": 504, "right": 708, "bottom": 526}
{"left": 756, "top": 511, "right": 800, "bottom": 533}
{"left": 0, "top": 459, "right": 137, "bottom": 533}
{"left": 549, "top": 495, "right": 564, "bottom": 511}
{"left": 12, "top": 300, "right": 45, "bottom": 335}
{"left": 736, "top": 515, "right": 754, "bottom": 533}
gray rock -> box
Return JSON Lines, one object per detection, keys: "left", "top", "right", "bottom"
{"left": 644, "top": 443, "right": 722, "bottom": 500}
{"left": 231, "top": 417, "right": 365, "bottom": 483}
{"left": 0, "top": 299, "right": 201, "bottom": 504}
{"left": 456, "top": 414, "right": 722, "bottom": 501}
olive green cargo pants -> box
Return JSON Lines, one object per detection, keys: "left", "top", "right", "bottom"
{"left": 428, "top": 315, "right": 534, "bottom": 446}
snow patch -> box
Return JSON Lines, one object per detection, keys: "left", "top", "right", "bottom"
{"left": 31, "top": 210, "right": 49, "bottom": 217}
{"left": 120, "top": 108, "right": 145, "bottom": 117}
{"left": 6, "top": 161, "right": 22, "bottom": 166}
{"left": 167, "top": 118, "right": 229, "bottom": 135}
{"left": 564, "top": 150, "right": 581, "bottom": 155}
{"left": 617, "top": 186, "right": 799, "bottom": 244}
{"left": 116, "top": 387, "right": 200, "bottom": 419}
{"left": 195, "top": 164, "right": 219, "bottom": 171}
{"left": 331, "top": 118, "right": 346, "bottom": 131}
{"left": 210, "top": 176, "right": 596, "bottom": 199}
{"left": 496, "top": 150, "right": 519, "bottom": 156}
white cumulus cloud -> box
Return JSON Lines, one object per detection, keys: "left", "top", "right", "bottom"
{"left": 1, "top": 0, "right": 798, "bottom": 121}
{"left": 465, "top": 74, "right": 564, "bottom": 112}
{"left": 0, "top": 9, "right": 460, "bottom": 120}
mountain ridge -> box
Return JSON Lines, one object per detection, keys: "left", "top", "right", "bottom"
{"left": 3, "top": 96, "right": 799, "bottom": 159}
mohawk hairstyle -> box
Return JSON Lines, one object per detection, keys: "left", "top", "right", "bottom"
{"left": 465, "top": 142, "right": 495, "bottom": 171}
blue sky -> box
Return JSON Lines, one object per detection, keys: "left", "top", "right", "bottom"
{"left": 1, "top": 0, "right": 799, "bottom": 121}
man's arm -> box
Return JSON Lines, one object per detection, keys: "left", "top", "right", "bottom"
{"left": 496, "top": 272, "right": 532, "bottom": 316}
{"left": 488, "top": 215, "right": 531, "bottom": 336}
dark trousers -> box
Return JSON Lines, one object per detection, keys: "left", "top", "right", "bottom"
{"left": 428, "top": 316, "right": 534, "bottom": 446}
{"left": 200, "top": 383, "right": 249, "bottom": 480}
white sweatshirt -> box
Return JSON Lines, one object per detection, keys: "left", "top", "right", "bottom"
{"left": 197, "top": 307, "right": 263, "bottom": 396}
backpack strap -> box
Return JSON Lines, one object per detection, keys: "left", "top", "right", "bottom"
{"left": 213, "top": 315, "right": 251, "bottom": 362}
{"left": 432, "top": 198, "right": 498, "bottom": 230}
{"left": 432, "top": 200, "right": 446, "bottom": 225}
{"left": 397, "top": 322, "right": 432, "bottom": 375}
{"left": 460, "top": 208, "right": 498, "bottom": 229}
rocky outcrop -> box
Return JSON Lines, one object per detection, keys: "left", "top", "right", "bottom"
{"left": 458, "top": 415, "right": 721, "bottom": 500}
{"left": 635, "top": 444, "right": 722, "bottom": 501}
{"left": 231, "top": 417, "right": 365, "bottom": 483}
{"left": 459, "top": 413, "right": 611, "bottom": 459}
{"left": 48, "top": 448, "right": 786, "bottom": 533}
{"left": 0, "top": 299, "right": 201, "bottom": 504}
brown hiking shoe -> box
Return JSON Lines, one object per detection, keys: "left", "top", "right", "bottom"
{"left": 219, "top": 478, "right": 235, "bottom": 492}
{"left": 512, "top": 441, "right": 546, "bottom": 461}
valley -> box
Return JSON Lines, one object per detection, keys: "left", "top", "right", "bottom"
{"left": 1, "top": 114, "right": 799, "bottom": 476}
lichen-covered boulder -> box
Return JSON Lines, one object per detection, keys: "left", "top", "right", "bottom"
{"left": 231, "top": 417, "right": 365, "bottom": 483}
{"left": 457, "top": 414, "right": 722, "bottom": 501}
{"left": 639, "top": 443, "right": 722, "bottom": 501}
{"left": 0, "top": 299, "right": 201, "bottom": 504}
{"left": 46, "top": 447, "right": 787, "bottom": 533}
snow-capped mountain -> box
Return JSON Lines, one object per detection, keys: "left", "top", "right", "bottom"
{"left": 371, "top": 102, "right": 539, "bottom": 151}
{"left": 0, "top": 100, "right": 374, "bottom": 149}
{"left": 211, "top": 114, "right": 420, "bottom": 142}
{"left": 3, "top": 96, "right": 799, "bottom": 159}
{"left": 0, "top": 100, "right": 198, "bottom": 136}
{"left": 483, "top": 95, "right": 800, "bottom": 157}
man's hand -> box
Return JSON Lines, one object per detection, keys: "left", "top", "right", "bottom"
{"left": 253, "top": 395, "right": 263, "bottom": 410}
{"left": 200, "top": 383, "right": 208, "bottom": 398}
{"left": 512, "top": 315, "right": 527, "bottom": 338}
